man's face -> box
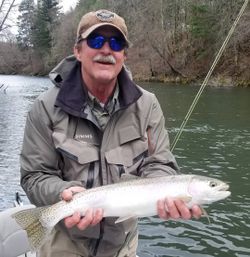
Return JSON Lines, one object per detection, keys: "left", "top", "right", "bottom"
{"left": 74, "top": 26, "right": 127, "bottom": 86}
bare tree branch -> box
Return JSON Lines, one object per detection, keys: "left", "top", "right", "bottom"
{"left": 0, "top": 0, "right": 7, "bottom": 12}
{"left": 0, "top": 0, "right": 17, "bottom": 32}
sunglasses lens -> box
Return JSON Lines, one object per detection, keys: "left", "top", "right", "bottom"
{"left": 109, "top": 37, "right": 125, "bottom": 51}
{"left": 87, "top": 35, "right": 105, "bottom": 49}
{"left": 87, "top": 34, "right": 126, "bottom": 51}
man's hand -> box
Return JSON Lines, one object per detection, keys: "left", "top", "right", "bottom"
{"left": 157, "top": 198, "right": 202, "bottom": 220}
{"left": 61, "top": 186, "right": 104, "bottom": 230}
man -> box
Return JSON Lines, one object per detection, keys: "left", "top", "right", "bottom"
{"left": 20, "top": 9, "right": 202, "bottom": 257}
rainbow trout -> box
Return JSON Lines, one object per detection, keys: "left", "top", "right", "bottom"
{"left": 12, "top": 174, "right": 230, "bottom": 250}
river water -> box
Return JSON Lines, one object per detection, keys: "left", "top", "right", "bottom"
{"left": 0, "top": 75, "right": 249, "bottom": 257}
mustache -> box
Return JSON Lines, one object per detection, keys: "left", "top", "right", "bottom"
{"left": 93, "top": 54, "right": 116, "bottom": 64}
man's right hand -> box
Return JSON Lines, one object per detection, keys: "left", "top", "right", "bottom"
{"left": 61, "top": 186, "right": 104, "bottom": 230}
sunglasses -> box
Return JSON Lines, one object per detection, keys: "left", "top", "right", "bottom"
{"left": 86, "top": 34, "right": 127, "bottom": 52}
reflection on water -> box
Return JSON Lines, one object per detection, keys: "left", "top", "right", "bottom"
{"left": 0, "top": 76, "right": 250, "bottom": 256}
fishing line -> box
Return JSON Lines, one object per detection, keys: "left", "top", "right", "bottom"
{"left": 171, "top": 0, "right": 249, "bottom": 152}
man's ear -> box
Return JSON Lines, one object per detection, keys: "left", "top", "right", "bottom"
{"left": 124, "top": 49, "right": 128, "bottom": 59}
{"left": 74, "top": 46, "right": 81, "bottom": 61}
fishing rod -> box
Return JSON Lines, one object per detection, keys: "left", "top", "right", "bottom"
{"left": 171, "top": 0, "right": 249, "bottom": 152}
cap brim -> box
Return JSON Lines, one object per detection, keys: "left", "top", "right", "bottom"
{"left": 80, "top": 23, "right": 130, "bottom": 46}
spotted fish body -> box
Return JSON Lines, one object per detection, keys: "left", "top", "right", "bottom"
{"left": 12, "top": 174, "right": 231, "bottom": 250}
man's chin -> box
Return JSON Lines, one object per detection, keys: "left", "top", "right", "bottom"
{"left": 94, "top": 72, "right": 117, "bottom": 84}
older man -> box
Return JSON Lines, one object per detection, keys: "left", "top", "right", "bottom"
{"left": 20, "top": 9, "right": 202, "bottom": 257}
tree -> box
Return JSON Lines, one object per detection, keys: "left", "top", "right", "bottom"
{"left": 0, "top": 38, "right": 26, "bottom": 73}
{"left": 32, "top": 0, "right": 61, "bottom": 57}
{"left": 16, "top": 0, "right": 35, "bottom": 49}
{"left": 1, "top": 0, "right": 249, "bottom": 81}
{"left": 190, "top": 4, "right": 217, "bottom": 41}
{"left": 50, "top": 11, "right": 77, "bottom": 63}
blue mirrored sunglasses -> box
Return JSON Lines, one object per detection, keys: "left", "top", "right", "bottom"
{"left": 86, "top": 34, "right": 127, "bottom": 52}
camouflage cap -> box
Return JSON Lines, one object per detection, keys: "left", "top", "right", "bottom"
{"left": 77, "top": 9, "right": 130, "bottom": 45}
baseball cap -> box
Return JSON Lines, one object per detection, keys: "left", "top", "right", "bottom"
{"left": 76, "top": 9, "right": 130, "bottom": 46}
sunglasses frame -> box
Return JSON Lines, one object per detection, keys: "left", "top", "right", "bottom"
{"left": 85, "top": 33, "right": 127, "bottom": 52}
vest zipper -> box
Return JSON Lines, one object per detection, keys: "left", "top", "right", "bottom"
{"left": 86, "top": 162, "right": 95, "bottom": 189}
{"left": 93, "top": 218, "right": 105, "bottom": 256}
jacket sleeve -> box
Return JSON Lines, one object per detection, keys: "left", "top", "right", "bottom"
{"left": 139, "top": 94, "right": 180, "bottom": 177}
{"left": 20, "top": 94, "right": 82, "bottom": 206}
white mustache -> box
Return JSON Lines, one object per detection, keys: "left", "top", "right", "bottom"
{"left": 93, "top": 55, "right": 116, "bottom": 64}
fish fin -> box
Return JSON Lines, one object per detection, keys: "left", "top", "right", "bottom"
{"left": 115, "top": 215, "right": 137, "bottom": 224}
{"left": 201, "top": 207, "right": 211, "bottom": 224}
{"left": 12, "top": 206, "right": 53, "bottom": 251}
{"left": 177, "top": 195, "right": 192, "bottom": 203}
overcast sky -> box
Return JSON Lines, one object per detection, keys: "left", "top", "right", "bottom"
{"left": 13, "top": 0, "right": 78, "bottom": 13}
{"left": 60, "top": 0, "right": 78, "bottom": 13}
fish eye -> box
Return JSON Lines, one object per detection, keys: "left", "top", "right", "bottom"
{"left": 209, "top": 181, "right": 217, "bottom": 187}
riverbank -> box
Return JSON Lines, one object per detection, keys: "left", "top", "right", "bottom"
{"left": 1, "top": 72, "right": 249, "bottom": 88}
{"left": 135, "top": 75, "right": 250, "bottom": 87}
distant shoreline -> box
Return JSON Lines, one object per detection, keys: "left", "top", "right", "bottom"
{"left": 1, "top": 73, "right": 249, "bottom": 87}
{"left": 136, "top": 76, "right": 250, "bottom": 87}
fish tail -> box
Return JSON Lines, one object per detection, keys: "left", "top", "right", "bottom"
{"left": 12, "top": 206, "right": 52, "bottom": 250}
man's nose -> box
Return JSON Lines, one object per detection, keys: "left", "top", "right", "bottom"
{"left": 101, "top": 41, "right": 112, "bottom": 53}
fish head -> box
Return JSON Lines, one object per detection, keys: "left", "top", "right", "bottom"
{"left": 188, "top": 175, "right": 231, "bottom": 205}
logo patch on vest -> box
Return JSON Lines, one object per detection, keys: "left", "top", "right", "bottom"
{"left": 75, "top": 134, "right": 93, "bottom": 140}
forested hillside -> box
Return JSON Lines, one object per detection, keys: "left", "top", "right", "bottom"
{"left": 0, "top": 0, "right": 249, "bottom": 86}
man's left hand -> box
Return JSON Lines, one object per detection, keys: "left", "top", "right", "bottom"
{"left": 157, "top": 198, "right": 202, "bottom": 220}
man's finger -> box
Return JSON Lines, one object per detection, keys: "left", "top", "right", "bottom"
{"left": 64, "top": 212, "right": 81, "bottom": 228}
{"left": 191, "top": 204, "right": 203, "bottom": 219}
{"left": 77, "top": 209, "right": 94, "bottom": 230}
{"left": 61, "top": 188, "right": 73, "bottom": 201}
{"left": 165, "top": 198, "right": 180, "bottom": 219}
{"left": 157, "top": 199, "right": 169, "bottom": 220}
{"left": 61, "top": 186, "right": 85, "bottom": 201}
{"left": 175, "top": 199, "right": 191, "bottom": 220}
{"left": 91, "top": 208, "right": 104, "bottom": 226}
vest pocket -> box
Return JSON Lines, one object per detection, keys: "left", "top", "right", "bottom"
{"left": 105, "top": 137, "right": 148, "bottom": 182}
{"left": 52, "top": 131, "right": 100, "bottom": 187}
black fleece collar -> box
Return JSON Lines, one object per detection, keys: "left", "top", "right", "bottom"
{"left": 55, "top": 60, "right": 142, "bottom": 118}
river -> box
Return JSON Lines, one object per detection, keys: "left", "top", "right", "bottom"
{"left": 0, "top": 75, "right": 249, "bottom": 257}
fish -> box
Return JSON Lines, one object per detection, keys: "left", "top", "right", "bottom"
{"left": 12, "top": 174, "right": 231, "bottom": 250}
